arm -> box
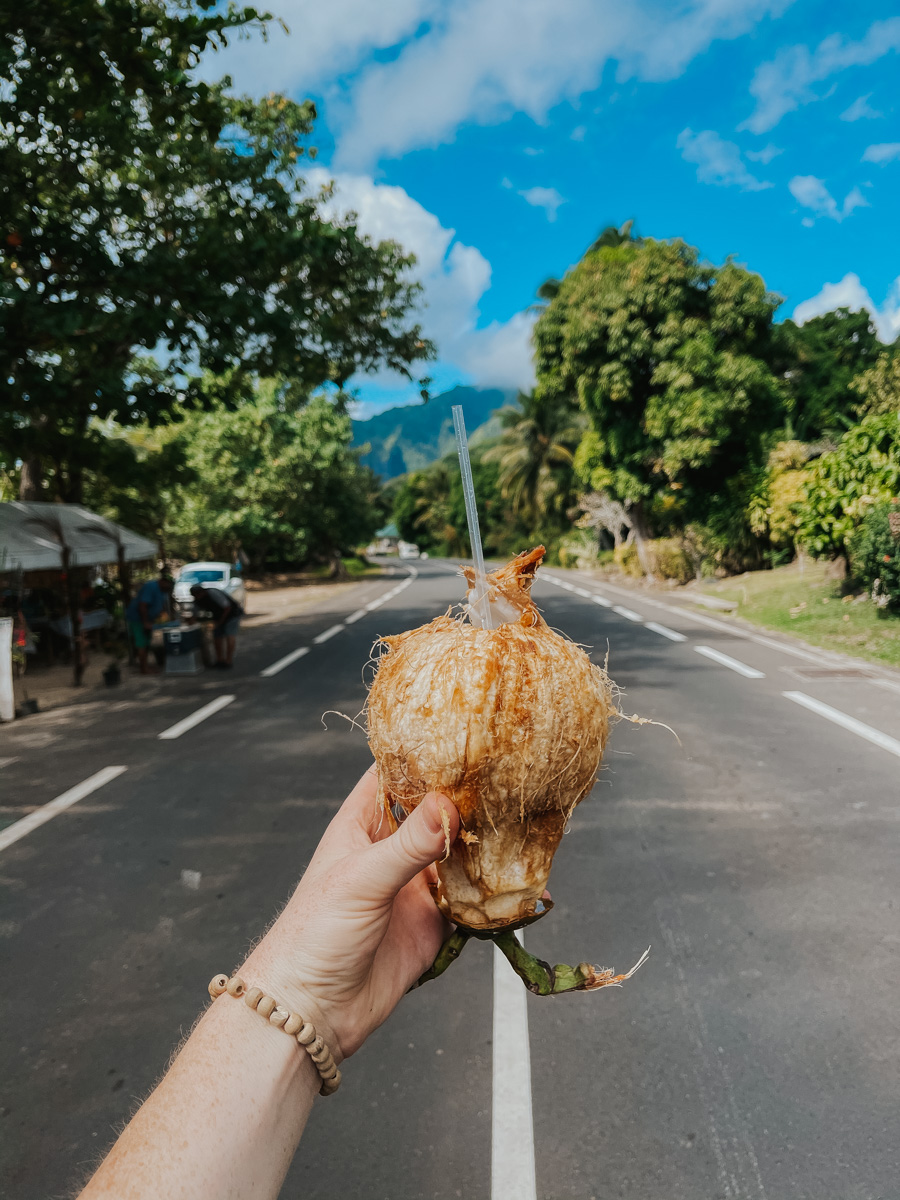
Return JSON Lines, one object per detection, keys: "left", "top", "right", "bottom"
{"left": 79, "top": 769, "right": 459, "bottom": 1200}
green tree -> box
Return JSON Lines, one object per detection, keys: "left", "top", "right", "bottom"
{"left": 852, "top": 349, "right": 900, "bottom": 417}
{"left": 483, "top": 391, "right": 584, "bottom": 535}
{"left": 775, "top": 308, "right": 883, "bottom": 439}
{"left": 534, "top": 237, "right": 785, "bottom": 568}
{"left": 0, "top": 0, "right": 430, "bottom": 501}
{"left": 796, "top": 412, "right": 900, "bottom": 558}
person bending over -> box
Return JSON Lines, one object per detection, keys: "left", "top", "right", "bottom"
{"left": 78, "top": 768, "right": 459, "bottom": 1200}
{"left": 189, "top": 583, "right": 243, "bottom": 668}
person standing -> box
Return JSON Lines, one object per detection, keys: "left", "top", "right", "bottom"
{"left": 125, "top": 574, "right": 173, "bottom": 674}
{"left": 189, "top": 584, "right": 242, "bottom": 669}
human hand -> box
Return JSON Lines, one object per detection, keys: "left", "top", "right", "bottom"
{"left": 241, "top": 766, "right": 459, "bottom": 1061}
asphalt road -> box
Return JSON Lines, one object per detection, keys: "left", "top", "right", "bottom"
{"left": 2, "top": 557, "right": 899, "bottom": 1200}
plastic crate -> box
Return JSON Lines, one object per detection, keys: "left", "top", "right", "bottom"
{"left": 164, "top": 648, "right": 202, "bottom": 675}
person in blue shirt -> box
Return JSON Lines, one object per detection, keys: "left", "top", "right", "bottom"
{"left": 125, "top": 574, "right": 173, "bottom": 674}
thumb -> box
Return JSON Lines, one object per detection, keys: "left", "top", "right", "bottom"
{"left": 361, "top": 793, "right": 459, "bottom": 901}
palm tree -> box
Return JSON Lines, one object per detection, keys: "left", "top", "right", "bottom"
{"left": 484, "top": 392, "right": 585, "bottom": 534}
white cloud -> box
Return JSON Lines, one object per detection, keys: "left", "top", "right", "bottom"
{"left": 677, "top": 128, "right": 773, "bottom": 191}
{"left": 305, "top": 167, "right": 534, "bottom": 392}
{"left": 746, "top": 143, "right": 783, "bottom": 163}
{"left": 840, "top": 93, "right": 882, "bottom": 121}
{"left": 570, "top": 125, "right": 587, "bottom": 141}
{"left": 741, "top": 17, "right": 900, "bottom": 133}
{"left": 793, "top": 272, "right": 900, "bottom": 342}
{"left": 788, "top": 175, "right": 868, "bottom": 222}
{"left": 862, "top": 142, "right": 900, "bottom": 164}
{"left": 323, "top": 0, "right": 792, "bottom": 167}
{"left": 518, "top": 185, "right": 566, "bottom": 220}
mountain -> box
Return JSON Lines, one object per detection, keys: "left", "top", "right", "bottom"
{"left": 351, "top": 385, "right": 518, "bottom": 480}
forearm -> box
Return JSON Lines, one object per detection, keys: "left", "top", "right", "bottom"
{"left": 79, "top": 987, "right": 319, "bottom": 1200}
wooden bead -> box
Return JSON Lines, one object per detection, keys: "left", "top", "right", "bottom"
{"left": 269, "top": 1007, "right": 290, "bottom": 1029}
{"left": 308, "top": 1035, "right": 325, "bottom": 1056}
{"left": 296, "top": 1023, "right": 317, "bottom": 1045}
{"left": 256, "top": 994, "right": 277, "bottom": 1019}
{"left": 318, "top": 1061, "right": 338, "bottom": 1080}
{"left": 309, "top": 1045, "right": 330, "bottom": 1064}
{"left": 226, "top": 976, "right": 245, "bottom": 998}
{"left": 243, "top": 987, "right": 264, "bottom": 1010}
{"left": 208, "top": 974, "right": 229, "bottom": 998}
{"left": 319, "top": 1071, "right": 341, "bottom": 1096}
{"left": 283, "top": 1013, "right": 304, "bottom": 1036}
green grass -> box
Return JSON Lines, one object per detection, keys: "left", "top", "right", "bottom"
{"left": 696, "top": 561, "right": 900, "bottom": 669}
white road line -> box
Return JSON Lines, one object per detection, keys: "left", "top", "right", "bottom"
{"left": 0, "top": 757, "right": 18, "bottom": 769}
{"left": 492, "top": 936, "right": 537, "bottom": 1200}
{"left": 574, "top": 587, "right": 592, "bottom": 598}
{"left": 695, "top": 645, "right": 764, "bottom": 679}
{"left": 874, "top": 678, "right": 900, "bottom": 697}
{"left": 0, "top": 766, "right": 127, "bottom": 853}
{"left": 645, "top": 621, "right": 687, "bottom": 642}
{"left": 591, "top": 595, "right": 612, "bottom": 608}
{"left": 613, "top": 605, "right": 643, "bottom": 623}
{"left": 259, "top": 647, "right": 309, "bottom": 678}
{"left": 313, "top": 624, "right": 344, "bottom": 645}
{"left": 783, "top": 691, "right": 900, "bottom": 759}
{"left": 344, "top": 609, "right": 367, "bottom": 625}
{"left": 158, "top": 694, "right": 236, "bottom": 740}
{"left": 365, "top": 599, "right": 384, "bottom": 611}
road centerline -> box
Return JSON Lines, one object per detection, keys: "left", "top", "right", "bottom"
{"left": 645, "top": 621, "right": 687, "bottom": 642}
{"left": 612, "top": 604, "right": 643, "bottom": 622}
{"left": 492, "top": 935, "right": 537, "bottom": 1200}
{"left": 695, "top": 645, "right": 764, "bottom": 679}
{"left": 783, "top": 691, "right": 900, "bottom": 759}
{"left": 313, "top": 624, "right": 345, "bottom": 645}
{"left": 260, "top": 647, "right": 310, "bottom": 678}
{"left": 0, "top": 766, "right": 127, "bottom": 853}
{"left": 158, "top": 694, "right": 236, "bottom": 740}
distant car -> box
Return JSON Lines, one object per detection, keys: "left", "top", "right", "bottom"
{"left": 173, "top": 562, "right": 246, "bottom": 618}
{"left": 398, "top": 541, "right": 420, "bottom": 559}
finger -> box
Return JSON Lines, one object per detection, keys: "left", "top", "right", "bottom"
{"left": 310, "top": 765, "right": 380, "bottom": 870}
{"left": 356, "top": 793, "right": 459, "bottom": 902}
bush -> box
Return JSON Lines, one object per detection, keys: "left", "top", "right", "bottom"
{"left": 557, "top": 530, "right": 601, "bottom": 570}
{"left": 614, "top": 543, "right": 642, "bottom": 577}
{"left": 649, "top": 538, "right": 694, "bottom": 583}
{"left": 848, "top": 502, "right": 900, "bottom": 612}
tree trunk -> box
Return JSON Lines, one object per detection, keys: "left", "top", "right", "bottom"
{"left": 626, "top": 501, "right": 655, "bottom": 578}
{"left": 62, "top": 547, "right": 86, "bottom": 687}
{"left": 18, "top": 457, "right": 43, "bottom": 500}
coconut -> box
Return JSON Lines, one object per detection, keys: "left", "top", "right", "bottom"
{"left": 367, "top": 546, "right": 616, "bottom": 931}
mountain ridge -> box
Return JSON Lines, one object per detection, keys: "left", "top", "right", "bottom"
{"left": 350, "top": 385, "right": 517, "bottom": 480}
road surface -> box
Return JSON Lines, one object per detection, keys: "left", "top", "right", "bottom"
{"left": 1, "top": 557, "right": 899, "bottom": 1200}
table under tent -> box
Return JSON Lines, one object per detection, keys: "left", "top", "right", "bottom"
{"left": 0, "top": 502, "right": 157, "bottom": 696}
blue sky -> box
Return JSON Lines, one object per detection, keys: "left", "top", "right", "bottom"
{"left": 215, "top": 1, "right": 900, "bottom": 415}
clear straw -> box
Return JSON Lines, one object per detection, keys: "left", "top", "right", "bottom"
{"left": 452, "top": 404, "right": 492, "bottom": 629}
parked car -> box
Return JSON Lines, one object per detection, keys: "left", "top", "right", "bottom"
{"left": 398, "top": 541, "right": 420, "bottom": 559}
{"left": 173, "top": 562, "right": 246, "bottom": 618}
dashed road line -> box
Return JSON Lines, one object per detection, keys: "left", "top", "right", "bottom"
{"left": 344, "top": 609, "right": 367, "bottom": 625}
{"left": 259, "top": 647, "right": 310, "bottom": 678}
{"left": 783, "top": 691, "right": 900, "bottom": 759}
{"left": 612, "top": 605, "right": 643, "bottom": 623}
{"left": 0, "top": 766, "right": 127, "bottom": 853}
{"left": 158, "top": 695, "right": 236, "bottom": 740}
{"left": 492, "top": 935, "right": 537, "bottom": 1200}
{"left": 645, "top": 621, "right": 687, "bottom": 642}
{"left": 574, "top": 586, "right": 592, "bottom": 598}
{"left": 695, "top": 646, "right": 764, "bottom": 679}
{"left": 591, "top": 595, "right": 612, "bottom": 608}
{"left": 313, "top": 624, "right": 345, "bottom": 645}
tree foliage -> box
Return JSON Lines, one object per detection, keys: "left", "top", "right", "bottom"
{"left": 535, "top": 238, "right": 785, "bottom": 535}
{"left": 0, "top": 0, "right": 430, "bottom": 500}
{"left": 775, "top": 308, "right": 882, "bottom": 439}
{"left": 851, "top": 350, "right": 900, "bottom": 417}
{"left": 795, "top": 413, "right": 900, "bottom": 557}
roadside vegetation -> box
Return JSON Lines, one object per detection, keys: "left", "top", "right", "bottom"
{"left": 392, "top": 224, "right": 900, "bottom": 660}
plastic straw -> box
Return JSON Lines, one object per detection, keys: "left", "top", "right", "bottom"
{"left": 452, "top": 404, "right": 492, "bottom": 629}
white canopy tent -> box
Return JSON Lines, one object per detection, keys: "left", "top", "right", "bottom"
{"left": 0, "top": 502, "right": 156, "bottom": 574}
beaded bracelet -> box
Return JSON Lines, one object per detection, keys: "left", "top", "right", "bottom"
{"left": 208, "top": 973, "right": 341, "bottom": 1096}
